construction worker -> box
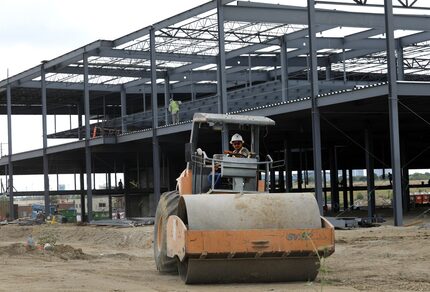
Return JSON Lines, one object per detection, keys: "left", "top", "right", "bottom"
{"left": 209, "top": 133, "right": 250, "bottom": 188}
{"left": 224, "top": 133, "right": 250, "bottom": 158}
{"left": 168, "top": 98, "right": 181, "bottom": 123}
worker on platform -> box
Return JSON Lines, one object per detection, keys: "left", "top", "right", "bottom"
{"left": 168, "top": 98, "right": 181, "bottom": 124}
{"left": 224, "top": 133, "right": 250, "bottom": 158}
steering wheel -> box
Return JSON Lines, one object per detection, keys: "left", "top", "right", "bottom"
{"left": 230, "top": 152, "right": 246, "bottom": 158}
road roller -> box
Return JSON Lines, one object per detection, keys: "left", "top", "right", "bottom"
{"left": 154, "top": 113, "right": 335, "bottom": 284}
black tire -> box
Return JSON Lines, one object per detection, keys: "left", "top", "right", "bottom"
{"left": 153, "top": 190, "right": 180, "bottom": 273}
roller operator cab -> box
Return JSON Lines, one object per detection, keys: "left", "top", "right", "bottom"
{"left": 154, "top": 113, "right": 335, "bottom": 284}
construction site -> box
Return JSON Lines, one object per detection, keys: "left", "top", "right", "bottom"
{"left": 0, "top": 0, "right": 430, "bottom": 290}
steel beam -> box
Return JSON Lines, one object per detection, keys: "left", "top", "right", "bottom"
{"left": 83, "top": 53, "right": 93, "bottom": 222}
{"left": 52, "top": 65, "right": 164, "bottom": 79}
{"left": 345, "top": 28, "right": 384, "bottom": 41}
{"left": 6, "top": 83, "right": 14, "bottom": 220}
{"left": 226, "top": 3, "right": 430, "bottom": 31}
{"left": 331, "top": 31, "right": 430, "bottom": 64}
{"left": 99, "top": 48, "right": 217, "bottom": 64}
{"left": 308, "top": 0, "right": 324, "bottom": 214}
{"left": 385, "top": 0, "right": 403, "bottom": 226}
{"left": 150, "top": 28, "right": 161, "bottom": 211}
{"left": 20, "top": 80, "right": 123, "bottom": 92}
{"left": 113, "top": 0, "right": 235, "bottom": 47}
{"left": 19, "top": 79, "right": 218, "bottom": 94}
{"left": 0, "top": 40, "right": 110, "bottom": 88}
{"left": 41, "top": 63, "right": 50, "bottom": 216}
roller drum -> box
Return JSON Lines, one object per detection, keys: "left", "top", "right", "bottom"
{"left": 178, "top": 193, "right": 322, "bottom": 231}
{"left": 179, "top": 258, "right": 319, "bottom": 284}
{"left": 176, "top": 193, "right": 323, "bottom": 284}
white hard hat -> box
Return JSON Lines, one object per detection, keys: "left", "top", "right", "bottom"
{"left": 230, "top": 133, "right": 244, "bottom": 144}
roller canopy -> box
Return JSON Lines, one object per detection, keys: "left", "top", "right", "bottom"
{"left": 192, "top": 113, "right": 275, "bottom": 126}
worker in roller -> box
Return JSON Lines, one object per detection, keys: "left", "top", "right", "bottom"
{"left": 208, "top": 134, "right": 250, "bottom": 189}
{"left": 224, "top": 133, "right": 250, "bottom": 158}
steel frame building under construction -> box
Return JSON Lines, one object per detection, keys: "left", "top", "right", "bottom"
{"left": 1, "top": 0, "right": 430, "bottom": 225}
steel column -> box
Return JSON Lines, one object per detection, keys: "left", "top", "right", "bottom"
{"left": 217, "top": 0, "right": 229, "bottom": 150}
{"left": 248, "top": 54, "right": 252, "bottom": 87}
{"left": 280, "top": 35, "right": 289, "bottom": 102}
{"left": 109, "top": 194, "right": 113, "bottom": 219}
{"left": 307, "top": 0, "right": 324, "bottom": 214}
{"left": 278, "top": 168, "right": 285, "bottom": 192}
{"left": 330, "top": 146, "right": 339, "bottom": 213}
{"left": 217, "top": 0, "right": 228, "bottom": 112}
{"left": 142, "top": 86, "right": 146, "bottom": 112}
{"left": 41, "top": 62, "right": 50, "bottom": 216}
{"left": 396, "top": 41, "right": 404, "bottom": 80}
{"left": 402, "top": 166, "right": 409, "bottom": 211}
{"left": 348, "top": 168, "right": 354, "bottom": 208}
{"left": 342, "top": 46, "right": 347, "bottom": 83}
{"left": 164, "top": 75, "right": 170, "bottom": 125}
{"left": 121, "top": 87, "right": 127, "bottom": 133}
{"left": 73, "top": 172, "right": 77, "bottom": 191}
{"left": 150, "top": 28, "right": 161, "bottom": 210}
{"left": 83, "top": 53, "right": 93, "bottom": 222}
{"left": 270, "top": 168, "right": 276, "bottom": 192}
{"left": 80, "top": 171, "right": 85, "bottom": 220}
{"left": 323, "top": 170, "right": 328, "bottom": 208}
{"left": 190, "top": 71, "right": 195, "bottom": 101}
{"left": 325, "top": 64, "right": 331, "bottom": 81}
{"left": 6, "top": 83, "right": 14, "bottom": 220}
{"left": 108, "top": 172, "right": 112, "bottom": 219}
{"left": 78, "top": 101, "right": 83, "bottom": 140}
{"left": 254, "top": 126, "right": 260, "bottom": 159}
{"left": 401, "top": 140, "right": 409, "bottom": 211}
{"left": 385, "top": 0, "right": 403, "bottom": 226}
{"left": 365, "top": 129, "right": 376, "bottom": 219}
{"left": 342, "top": 168, "right": 348, "bottom": 210}
{"left": 284, "top": 138, "right": 293, "bottom": 192}
{"left": 298, "top": 148, "right": 303, "bottom": 191}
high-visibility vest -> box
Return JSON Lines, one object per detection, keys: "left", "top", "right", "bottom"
{"left": 169, "top": 100, "right": 180, "bottom": 113}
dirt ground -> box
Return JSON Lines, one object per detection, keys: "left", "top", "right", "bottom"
{"left": 0, "top": 209, "right": 429, "bottom": 292}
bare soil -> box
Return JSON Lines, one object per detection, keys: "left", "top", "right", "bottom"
{"left": 0, "top": 209, "right": 429, "bottom": 292}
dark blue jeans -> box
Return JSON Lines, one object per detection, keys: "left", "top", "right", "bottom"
{"left": 208, "top": 172, "right": 221, "bottom": 188}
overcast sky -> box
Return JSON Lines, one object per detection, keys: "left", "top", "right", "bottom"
{"left": 0, "top": 0, "right": 208, "bottom": 156}
{"left": 0, "top": 0, "right": 208, "bottom": 81}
